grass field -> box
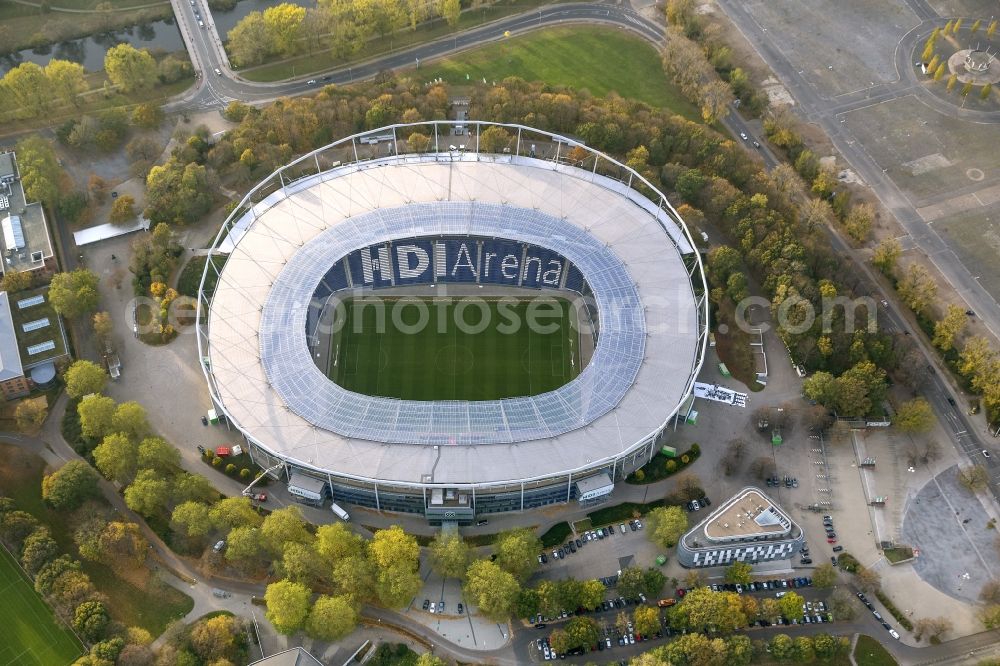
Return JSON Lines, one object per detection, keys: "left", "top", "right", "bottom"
{"left": 414, "top": 26, "right": 703, "bottom": 118}
{"left": 0, "top": 546, "right": 84, "bottom": 666}
{"left": 853, "top": 635, "right": 899, "bottom": 666}
{"left": 327, "top": 297, "right": 580, "bottom": 401}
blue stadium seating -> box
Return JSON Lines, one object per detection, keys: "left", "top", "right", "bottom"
{"left": 520, "top": 245, "right": 565, "bottom": 289}
{"left": 347, "top": 244, "right": 394, "bottom": 288}
{"left": 479, "top": 239, "right": 524, "bottom": 286}
{"left": 434, "top": 238, "right": 480, "bottom": 283}
{"left": 322, "top": 236, "right": 590, "bottom": 295}
{"left": 564, "top": 263, "right": 587, "bottom": 294}
{"left": 391, "top": 239, "right": 435, "bottom": 286}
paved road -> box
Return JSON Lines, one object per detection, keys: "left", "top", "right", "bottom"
{"left": 166, "top": 0, "right": 665, "bottom": 113}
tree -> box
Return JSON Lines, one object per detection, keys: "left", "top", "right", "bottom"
{"left": 137, "top": 437, "right": 180, "bottom": 473}
{"left": 932, "top": 304, "right": 966, "bottom": 352}
{"left": 15, "top": 398, "right": 48, "bottom": 432}
{"left": 92, "top": 312, "right": 113, "bottom": 343}
{"left": 439, "top": 0, "right": 460, "bottom": 27}
{"left": 21, "top": 527, "right": 59, "bottom": 575}
{"left": 2, "top": 62, "right": 53, "bottom": 118}
{"left": 829, "top": 589, "right": 857, "bottom": 620}
{"left": 492, "top": 528, "right": 542, "bottom": 582}
{"left": 262, "top": 3, "right": 307, "bottom": 55}
{"left": 464, "top": 559, "right": 521, "bottom": 621}
{"left": 78, "top": 394, "right": 116, "bottom": 440}
{"left": 913, "top": 616, "right": 952, "bottom": 643}
{"left": 844, "top": 202, "right": 874, "bottom": 242}
{"left": 14, "top": 135, "right": 62, "bottom": 204}
{"left": 112, "top": 402, "right": 151, "bottom": 442}
{"left": 49, "top": 270, "right": 100, "bottom": 319}
{"left": 144, "top": 160, "right": 213, "bottom": 225}
{"left": 260, "top": 506, "right": 311, "bottom": 557}
{"left": 720, "top": 437, "right": 746, "bottom": 476}
{"left": 646, "top": 505, "right": 688, "bottom": 548}
{"left": 188, "top": 613, "right": 241, "bottom": 662}
{"left": 110, "top": 195, "right": 137, "bottom": 223}
{"left": 958, "top": 465, "right": 990, "bottom": 492}
{"left": 93, "top": 433, "right": 139, "bottom": 485}
{"left": 982, "top": 604, "right": 1000, "bottom": 629}
{"left": 699, "top": 79, "right": 732, "bottom": 123}
{"left": 982, "top": 83, "right": 993, "bottom": 100}
{"left": 305, "top": 594, "right": 357, "bottom": 640}
{"left": 872, "top": 238, "right": 900, "bottom": 276}
{"left": 429, "top": 532, "right": 471, "bottom": 579}
{"left": 855, "top": 566, "right": 881, "bottom": 592}
{"left": 209, "top": 497, "right": 263, "bottom": 530}
{"left": 675, "top": 472, "right": 703, "bottom": 500}
{"left": 65, "top": 360, "right": 108, "bottom": 399}
{"left": 97, "top": 521, "right": 147, "bottom": 567}
{"left": 894, "top": 398, "right": 935, "bottom": 434}
{"left": 225, "top": 525, "right": 267, "bottom": 569}
{"left": 672, "top": 587, "right": 747, "bottom": 632}
{"left": 104, "top": 44, "right": 157, "bottom": 92}
{"left": 579, "top": 579, "right": 606, "bottom": 609}
{"left": 123, "top": 469, "right": 170, "bottom": 517}
{"left": 265, "top": 580, "right": 311, "bottom": 634}
{"left": 228, "top": 12, "right": 272, "bottom": 67}
{"left": 793, "top": 635, "right": 815, "bottom": 662}
{"left": 0, "top": 511, "right": 38, "bottom": 552}
{"left": 479, "top": 126, "right": 511, "bottom": 153}
{"left": 812, "top": 563, "right": 837, "bottom": 588}
{"left": 618, "top": 567, "right": 651, "bottom": 600}
{"left": 375, "top": 562, "right": 423, "bottom": 609}
{"left": 778, "top": 591, "right": 804, "bottom": 620}
{"left": 0, "top": 269, "right": 33, "bottom": 294}
{"left": 73, "top": 600, "right": 110, "bottom": 642}
{"left": 749, "top": 456, "right": 776, "bottom": 480}
{"left": 368, "top": 524, "right": 419, "bottom": 569}
{"left": 981, "top": 579, "right": 1000, "bottom": 604}
{"left": 415, "top": 654, "right": 447, "bottom": 666}
{"left": 724, "top": 561, "right": 752, "bottom": 585}
{"left": 278, "top": 541, "right": 328, "bottom": 588}
{"left": 407, "top": 132, "right": 431, "bottom": 153}
{"left": 947, "top": 73, "right": 958, "bottom": 92}
{"left": 171, "top": 502, "right": 213, "bottom": 540}
{"left": 961, "top": 81, "right": 974, "bottom": 97}
{"left": 45, "top": 60, "right": 86, "bottom": 108}
{"left": 634, "top": 604, "right": 660, "bottom": 636}
{"left": 41, "top": 461, "right": 100, "bottom": 510}
{"left": 560, "top": 616, "right": 600, "bottom": 651}
{"left": 934, "top": 62, "right": 946, "bottom": 80}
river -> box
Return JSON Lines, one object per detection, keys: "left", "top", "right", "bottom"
{"left": 0, "top": 0, "right": 314, "bottom": 75}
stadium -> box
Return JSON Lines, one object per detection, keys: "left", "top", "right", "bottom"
{"left": 197, "top": 122, "right": 708, "bottom": 523}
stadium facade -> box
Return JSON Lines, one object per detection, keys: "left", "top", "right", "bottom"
{"left": 197, "top": 122, "right": 708, "bottom": 523}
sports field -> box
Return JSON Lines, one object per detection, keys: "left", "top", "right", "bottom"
{"left": 0, "top": 545, "right": 83, "bottom": 666}
{"left": 327, "top": 297, "right": 581, "bottom": 401}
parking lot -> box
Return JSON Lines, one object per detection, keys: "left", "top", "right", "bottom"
{"left": 534, "top": 519, "right": 662, "bottom": 587}
{"left": 528, "top": 575, "right": 842, "bottom": 662}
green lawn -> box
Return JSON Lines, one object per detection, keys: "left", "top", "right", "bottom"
{"left": 853, "top": 635, "right": 899, "bottom": 666}
{"left": 414, "top": 26, "right": 703, "bottom": 119}
{"left": 327, "top": 296, "right": 580, "bottom": 401}
{"left": 0, "top": 546, "right": 84, "bottom": 666}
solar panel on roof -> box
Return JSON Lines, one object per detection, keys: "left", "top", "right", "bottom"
{"left": 17, "top": 294, "right": 44, "bottom": 309}
{"left": 22, "top": 317, "right": 49, "bottom": 333}
{"left": 27, "top": 340, "right": 55, "bottom": 355}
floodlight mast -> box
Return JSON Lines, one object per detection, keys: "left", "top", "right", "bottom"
{"left": 242, "top": 463, "right": 283, "bottom": 496}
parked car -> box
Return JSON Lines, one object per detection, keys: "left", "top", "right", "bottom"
{"left": 832, "top": 545, "right": 843, "bottom": 552}
{"left": 422, "top": 599, "right": 430, "bottom": 610}
{"left": 213, "top": 540, "right": 226, "bottom": 553}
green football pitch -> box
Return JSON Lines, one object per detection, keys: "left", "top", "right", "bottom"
{"left": 0, "top": 546, "right": 84, "bottom": 666}
{"left": 327, "top": 297, "right": 581, "bottom": 401}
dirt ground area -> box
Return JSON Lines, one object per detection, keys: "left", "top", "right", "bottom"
{"left": 842, "top": 96, "right": 1000, "bottom": 204}
{"left": 926, "top": 0, "right": 1000, "bottom": 16}
{"left": 741, "top": 0, "right": 917, "bottom": 96}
